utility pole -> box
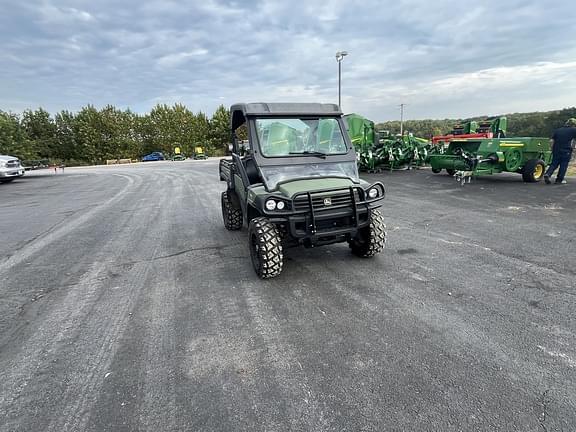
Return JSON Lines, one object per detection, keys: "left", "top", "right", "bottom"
{"left": 399, "top": 103, "right": 406, "bottom": 136}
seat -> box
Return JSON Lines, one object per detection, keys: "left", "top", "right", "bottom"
{"left": 244, "top": 157, "right": 261, "bottom": 184}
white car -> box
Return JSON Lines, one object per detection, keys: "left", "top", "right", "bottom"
{"left": 0, "top": 155, "right": 25, "bottom": 183}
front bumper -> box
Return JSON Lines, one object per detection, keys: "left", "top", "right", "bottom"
{"left": 0, "top": 168, "right": 25, "bottom": 178}
{"left": 260, "top": 183, "right": 384, "bottom": 245}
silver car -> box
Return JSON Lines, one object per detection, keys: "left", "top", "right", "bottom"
{"left": 0, "top": 155, "right": 25, "bottom": 183}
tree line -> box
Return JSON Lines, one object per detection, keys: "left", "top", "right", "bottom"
{"left": 0, "top": 104, "right": 232, "bottom": 165}
{"left": 376, "top": 107, "right": 576, "bottom": 139}
{"left": 2, "top": 104, "right": 575, "bottom": 165}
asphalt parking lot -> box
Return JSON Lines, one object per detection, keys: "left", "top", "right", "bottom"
{"left": 0, "top": 160, "right": 575, "bottom": 431}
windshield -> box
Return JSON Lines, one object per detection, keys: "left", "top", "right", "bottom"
{"left": 255, "top": 117, "right": 348, "bottom": 157}
{"left": 260, "top": 161, "right": 359, "bottom": 190}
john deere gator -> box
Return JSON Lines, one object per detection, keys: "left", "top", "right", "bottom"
{"left": 219, "top": 103, "right": 387, "bottom": 279}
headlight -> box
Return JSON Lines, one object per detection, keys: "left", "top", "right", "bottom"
{"left": 0, "top": 161, "right": 6, "bottom": 168}
{"left": 276, "top": 201, "right": 285, "bottom": 210}
{"left": 367, "top": 188, "right": 379, "bottom": 199}
{"left": 265, "top": 199, "right": 277, "bottom": 211}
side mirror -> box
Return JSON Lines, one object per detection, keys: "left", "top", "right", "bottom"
{"left": 238, "top": 140, "right": 249, "bottom": 155}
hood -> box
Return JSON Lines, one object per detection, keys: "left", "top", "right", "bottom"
{"left": 277, "top": 177, "right": 357, "bottom": 197}
{"left": 0, "top": 155, "right": 20, "bottom": 162}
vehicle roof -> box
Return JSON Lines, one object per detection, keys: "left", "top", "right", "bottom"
{"left": 231, "top": 102, "right": 341, "bottom": 117}
{"left": 230, "top": 103, "right": 342, "bottom": 131}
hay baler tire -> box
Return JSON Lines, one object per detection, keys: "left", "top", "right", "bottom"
{"left": 522, "top": 159, "right": 545, "bottom": 183}
{"left": 446, "top": 169, "right": 456, "bottom": 176}
{"left": 432, "top": 168, "right": 442, "bottom": 174}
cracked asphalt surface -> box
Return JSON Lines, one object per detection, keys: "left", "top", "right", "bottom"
{"left": 0, "top": 160, "right": 575, "bottom": 431}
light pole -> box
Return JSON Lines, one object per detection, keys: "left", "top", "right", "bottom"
{"left": 335, "top": 51, "right": 348, "bottom": 108}
{"left": 399, "top": 103, "right": 407, "bottom": 136}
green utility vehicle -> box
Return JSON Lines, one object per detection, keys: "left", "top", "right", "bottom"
{"left": 428, "top": 136, "right": 552, "bottom": 184}
{"left": 193, "top": 146, "right": 208, "bottom": 160}
{"left": 219, "top": 103, "right": 387, "bottom": 278}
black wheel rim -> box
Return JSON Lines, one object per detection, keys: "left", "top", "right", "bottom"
{"left": 250, "top": 234, "right": 261, "bottom": 273}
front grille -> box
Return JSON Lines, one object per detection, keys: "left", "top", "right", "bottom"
{"left": 6, "top": 161, "right": 20, "bottom": 168}
{"left": 293, "top": 190, "right": 361, "bottom": 211}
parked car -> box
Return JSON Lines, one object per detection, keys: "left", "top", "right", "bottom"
{"left": 0, "top": 155, "right": 25, "bottom": 183}
{"left": 142, "top": 152, "right": 165, "bottom": 162}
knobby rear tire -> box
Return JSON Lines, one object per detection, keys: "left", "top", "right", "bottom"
{"left": 221, "top": 191, "right": 243, "bottom": 230}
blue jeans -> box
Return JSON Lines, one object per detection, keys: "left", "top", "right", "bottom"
{"left": 545, "top": 150, "right": 572, "bottom": 182}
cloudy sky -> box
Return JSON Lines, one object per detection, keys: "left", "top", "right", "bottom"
{"left": 1, "top": 0, "right": 575, "bottom": 121}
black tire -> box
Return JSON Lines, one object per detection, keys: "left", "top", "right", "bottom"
{"left": 349, "top": 209, "right": 387, "bottom": 257}
{"left": 522, "top": 159, "right": 545, "bottom": 183}
{"left": 0, "top": 178, "right": 15, "bottom": 183}
{"left": 248, "top": 217, "right": 283, "bottom": 279}
{"left": 446, "top": 169, "right": 456, "bottom": 176}
{"left": 221, "top": 191, "right": 242, "bottom": 230}
{"left": 432, "top": 168, "right": 442, "bottom": 174}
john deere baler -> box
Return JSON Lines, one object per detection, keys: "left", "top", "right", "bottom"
{"left": 428, "top": 136, "right": 552, "bottom": 183}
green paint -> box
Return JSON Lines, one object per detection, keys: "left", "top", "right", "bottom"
{"left": 277, "top": 178, "right": 356, "bottom": 197}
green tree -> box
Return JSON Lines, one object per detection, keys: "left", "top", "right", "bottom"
{"left": 54, "top": 110, "right": 78, "bottom": 162}
{"left": 21, "top": 108, "right": 57, "bottom": 159}
{"left": 0, "top": 111, "right": 35, "bottom": 160}
{"left": 148, "top": 104, "right": 192, "bottom": 156}
{"left": 97, "top": 105, "right": 138, "bottom": 160}
{"left": 74, "top": 105, "right": 102, "bottom": 164}
{"left": 209, "top": 104, "right": 230, "bottom": 155}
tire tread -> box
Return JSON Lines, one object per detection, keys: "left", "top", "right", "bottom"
{"left": 249, "top": 217, "right": 283, "bottom": 278}
{"left": 222, "top": 191, "right": 243, "bottom": 230}
{"left": 350, "top": 209, "right": 387, "bottom": 257}
{"left": 522, "top": 159, "right": 545, "bottom": 183}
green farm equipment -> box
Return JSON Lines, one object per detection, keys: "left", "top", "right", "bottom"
{"left": 378, "top": 134, "right": 430, "bottom": 170}
{"left": 428, "top": 136, "right": 552, "bottom": 185}
{"left": 345, "top": 113, "right": 378, "bottom": 171}
{"left": 193, "top": 146, "right": 208, "bottom": 160}
{"left": 345, "top": 113, "right": 431, "bottom": 171}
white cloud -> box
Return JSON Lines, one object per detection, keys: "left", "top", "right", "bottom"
{"left": 36, "top": 4, "right": 95, "bottom": 24}
{"left": 360, "top": 61, "right": 576, "bottom": 102}
{"left": 156, "top": 49, "right": 209, "bottom": 68}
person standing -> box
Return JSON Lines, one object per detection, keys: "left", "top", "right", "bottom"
{"left": 544, "top": 118, "right": 576, "bottom": 184}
